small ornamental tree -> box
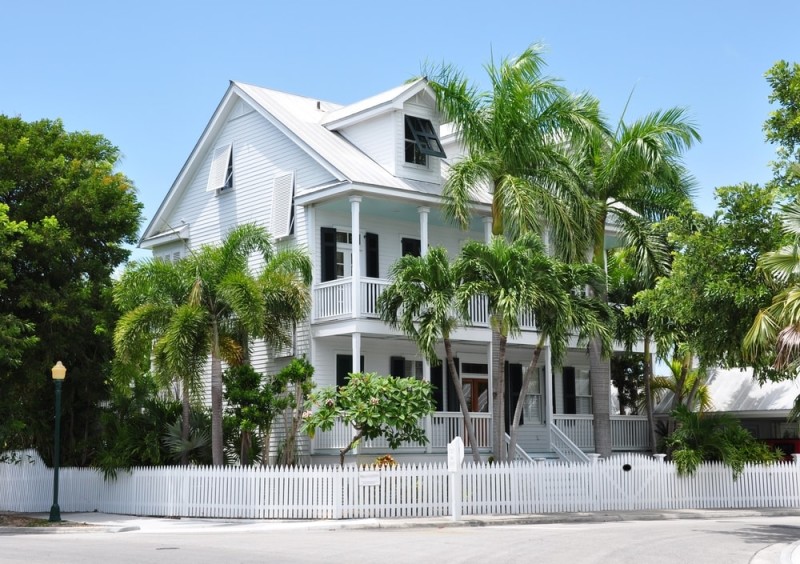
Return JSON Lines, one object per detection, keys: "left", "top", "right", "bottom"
{"left": 302, "top": 372, "right": 434, "bottom": 466}
{"left": 223, "top": 365, "right": 276, "bottom": 466}
{"left": 272, "top": 357, "right": 315, "bottom": 466}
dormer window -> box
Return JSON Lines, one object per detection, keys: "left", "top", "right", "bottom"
{"left": 404, "top": 115, "right": 446, "bottom": 165}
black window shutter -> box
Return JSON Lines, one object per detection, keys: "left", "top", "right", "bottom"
{"left": 401, "top": 237, "right": 421, "bottom": 257}
{"left": 446, "top": 358, "right": 460, "bottom": 412}
{"left": 365, "top": 232, "right": 379, "bottom": 278}
{"left": 431, "top": 363, "right": 444, "bottom": 411}
{"left": 506, "top": 363, "right": 524, "bottom": 432}
{"left": 390, "top": 356, "right": 405, "bottom": 377}
{"left": 336, "top": 354, "right": 364, "bottom": 387}
{"left": 321, "top": 227, "right": 337, "bottom": 282}
{"left": 563, "top": 366, "right": 576, "bottom": 415}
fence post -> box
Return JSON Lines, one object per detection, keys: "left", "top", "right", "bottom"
{"left": 588, "top": 454, "right": 601, "bottom": 511}
{"left": 448, "top": 437, "right": 464, "bottom": 521}
{"left": 333, "top": 466, "right": 343, "bottom": 520}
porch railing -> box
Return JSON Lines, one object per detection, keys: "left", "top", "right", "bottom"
{"left": 553, "top": 414, "right": 650, "bottom": 451}
{"left": 313, "top": 277, "right": 535, "bottom": 329}
{"left": 310, "top": 412, "right": 492, "bottom": 453}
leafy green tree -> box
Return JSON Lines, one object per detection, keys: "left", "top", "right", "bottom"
{"left": 764, "top": 60, "right": 800, "bottom": 193}
{"left": 303, "top": 372, "right": 434, "bottom": 466}
{"left": 223, "top": 365, "right": 275, "bottom": 466}
{"left": 0, "top": 116, "right": 143, "bottom": 464}
{"left": 272, "top": 357, "right": 315, "bottom": 466}
{"left": 666, "top": 405, "right": 781, "bottom": 477}
{"left": 377, "top": 246, "right": 481, "bottom": 462}
{"left": 572, "top": 103, "right": 700, "bottom": 457}
{"left": 115, "top": 224, "right": 311, "bottom": 466}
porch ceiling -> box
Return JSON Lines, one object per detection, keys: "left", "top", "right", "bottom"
{"left": 314, "top": 197, "right": 486, "bottom": 232}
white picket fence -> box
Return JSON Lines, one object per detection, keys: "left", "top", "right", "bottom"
{"left": 2, "top": 453, "right": 800, "bottom": 520}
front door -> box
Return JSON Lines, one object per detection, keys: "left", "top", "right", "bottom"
{"left": 462, "top": 378, "right": 489, "bottom": 412}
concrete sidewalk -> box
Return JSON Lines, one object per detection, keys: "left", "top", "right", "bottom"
{"left": 4, "top": 507, "right": 800, "bottom": 535}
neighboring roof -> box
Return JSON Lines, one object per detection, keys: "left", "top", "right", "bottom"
{"left": 655, "top": 367, "right": 800, "bottom": 416}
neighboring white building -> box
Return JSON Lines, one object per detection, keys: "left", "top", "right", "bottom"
{"left": 140, "top": 79, "right": 648, "bottom": 462}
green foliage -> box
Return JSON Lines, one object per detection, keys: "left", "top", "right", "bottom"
{"left": 764, "top": 60, "right": 800, "bottom": 192}
{"left": 303, "top": 372, "right": 434, "bottom": 465}
{"left": 641, "top": 184, "right": 783, "bottom": 371}
{"left": 114, "top": 224, "right": 312, "bottom": 465}
{"left": 223, "top": 364, "right": 275, "bottom": 466}
{"left": 0, "top": 115, "right": 143, "bottom": 464}
{"left": 666, "top": 405, "right": 781, "bottom": 478}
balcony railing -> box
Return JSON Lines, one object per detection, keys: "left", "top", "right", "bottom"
{"left": 553, "top": 414, "right": 650, "bottom": 451}
{"left": 313, "top": 277, "right": 536, "bottom": 329}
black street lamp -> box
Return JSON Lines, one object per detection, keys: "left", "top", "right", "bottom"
{"left": 49, "top": 361, "right": 66, "bottom": 522}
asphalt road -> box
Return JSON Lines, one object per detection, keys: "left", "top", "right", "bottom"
{"left": 2, "top": 515, "right": 800, "bottom": 563}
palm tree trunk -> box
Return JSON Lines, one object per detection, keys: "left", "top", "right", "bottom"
{"left": 509, "top": 338, "right": 545, "bottom": 459}
{"left": 589, "top": 222, "right": 612, "bottom": 457}
{"left": 240, "top": 430, "right": 251, "bottom": 466}
{"left": 181, "top": 378, "right": 191, "bottom": 466}
{"left": 643, "top": 335, "right": 657, "bottom": 455}
{"left": 491, "top": 324, "right": 508, "bottom": 461}
{"left": 444, "top": 338, "right": 481, "bottom": 463}
{"left": 211, "top": 320, "right": 224, "bottom": 466}
{"left": 589, "top": 337, "right": 612, "bottom": 457}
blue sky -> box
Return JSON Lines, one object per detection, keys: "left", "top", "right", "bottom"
{"left": 3, "top": 1, "right": 798, "bottom": 259}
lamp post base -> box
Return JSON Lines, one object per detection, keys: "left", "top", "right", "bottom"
{"left": 49, "top": 504, "right": 61, "bottom": 522}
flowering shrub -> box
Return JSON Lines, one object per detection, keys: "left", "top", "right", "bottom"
{"left": 301, "top": 372, "right": 434, "bottom": 465}
{"left": 374, "top": 454, "right": 397, "bottom": 468}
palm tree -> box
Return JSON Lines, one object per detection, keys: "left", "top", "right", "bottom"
{"left": 377, "top": 247, "right": 482, "bottom": 462}
{"left": 114, "top": 257, "right": 203, "bottom": 465}
{"left": 427, "top": 44, "right": 602, "bottom": 459}
{"left": 115, "top": 224, "right": 311, "bottom": 465}
{"left": 609, "top": 220, "right": 672, "bottom": 453}
{"left": 456, "top": 234, "right": 569, "bottom": 461}
{"left": 745, "top": 202, "right": 800, "bottom": 374}
{"left": 572, "top": 106, "right": 700, "bottom": 456}
{"left": 428, "top": 43, "right": 600, "bottom": 258}
{"left": 648, "top": 356, "right": 712, "bottom": 414}
{"left": 508, "top": 260, "right": 612, "bottom": 459}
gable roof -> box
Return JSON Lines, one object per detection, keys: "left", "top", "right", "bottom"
{"left": 141, "top": 79, "right": 485, "bottom": 246}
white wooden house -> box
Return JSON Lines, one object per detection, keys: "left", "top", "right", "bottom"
{"left": 140, "top": 78, "right": 648, "bottom": 463}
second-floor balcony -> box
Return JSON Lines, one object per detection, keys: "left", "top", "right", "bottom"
{"left": 312, "top": 277, "right": 536, "bottom": 329}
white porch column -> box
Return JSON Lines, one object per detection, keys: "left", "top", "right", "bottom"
{"left": 350, "top": 196, "right": 362, "bottom": 319}
{"left": 483, "top": 216, "right": 492, "bottom": 243}
{"left": 351, "top": 332, "right": 361, "bottom": 374}
{"left": 418, "top": 206, "right": 430, "bottom": 256}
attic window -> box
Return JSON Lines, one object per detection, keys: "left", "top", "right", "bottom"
{"left": 207, "top": 143, "right": 233, "bottom": 192}
{"left": 404, "top": 115, "right": 446, "bottom": 165}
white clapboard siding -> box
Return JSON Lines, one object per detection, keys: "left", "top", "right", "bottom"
{"left": 3, "top": 454, "right": 800, "bottom": 519}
